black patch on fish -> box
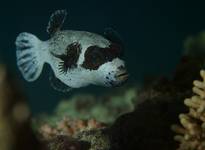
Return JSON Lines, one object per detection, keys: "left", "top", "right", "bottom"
{"left": 51, "top": 42, "right": 81, "bottom": 73}
{"left": 81, "top": 43, "right": 123, "bottom": 70}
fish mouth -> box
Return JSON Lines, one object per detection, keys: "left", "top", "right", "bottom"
{"left": 115, "top": 71, "right": 129, "bottom": 82}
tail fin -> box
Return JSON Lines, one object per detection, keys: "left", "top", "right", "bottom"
{"left": 15, "top": 32, "right": 45, "bottom": 82}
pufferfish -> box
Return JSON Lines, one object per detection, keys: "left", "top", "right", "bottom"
{"left": 15, "top": 10, "right": 129, "bottom": 92}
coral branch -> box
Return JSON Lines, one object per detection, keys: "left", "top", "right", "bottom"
{"left": 172, "top": 70, "right": 205, "bottom": 150}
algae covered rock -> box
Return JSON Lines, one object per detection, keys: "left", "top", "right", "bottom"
{"left": 47, "top": 135, "right": 89, "bottom": 150}
{"left": 55, "top": 87, "right": 137, "bottom": 124}
{"left": 37, "top": 116, "right": 109, "bottom": 150}
{"left": 33, "top": 86, "right": 137, "bottom": 150}
{"left": 76, "top": 129, "right": 110, "bottom": 150}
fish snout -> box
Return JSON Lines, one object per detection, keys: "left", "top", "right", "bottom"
{"left": 115, "top": 66, "right": 129, "bottom": 82}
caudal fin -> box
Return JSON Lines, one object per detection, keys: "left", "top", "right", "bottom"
{"left": 15, "top": 32, "right": 44, "bottom": 82}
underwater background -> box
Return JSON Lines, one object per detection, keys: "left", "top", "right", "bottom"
{"left": 1, "top": 0, "right": 205, "bottom": 150}
{"left": 0, "top": 0, "right": 205, "bottom": 114}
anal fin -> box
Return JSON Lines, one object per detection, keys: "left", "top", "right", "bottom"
{"left": 49, "top": 71, "right": 72, "bottom": 92}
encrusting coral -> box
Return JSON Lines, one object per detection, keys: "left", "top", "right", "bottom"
{"left": 47, "top": 135, "right": 90, "bottom": 150}
{"left": 172, "top": 70, "right": 205, "bottom": 150}
{"left": 76, "top": 129, "right": 110, "bottom": 150}
{"left": 38, "top": 117, "right": 110, "bottom": 150}
{"left": 39, "top": 117, "right": 106, "bottom": 140}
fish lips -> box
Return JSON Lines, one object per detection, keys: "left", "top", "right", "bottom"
{"left": 115, "top": 71, "right": 129, "bottom": 82}
{"left": 107, "top": 71, "right": 129, "bottom": 87}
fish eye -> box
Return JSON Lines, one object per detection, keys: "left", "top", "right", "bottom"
{"left": 110, "top": 43, "right": 124, "bottom": 57}
{"left": 82, "top": 45, "right": 112, "bottom": 70}
{"left": 90, "top": 51, "right": 104, "bottom": 64}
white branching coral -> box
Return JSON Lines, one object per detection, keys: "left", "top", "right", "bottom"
{"left": 172, "top": 70, "right": 205, "bottom": 150}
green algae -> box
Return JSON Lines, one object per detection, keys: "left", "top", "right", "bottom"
{"left": 33, "top": 87, "right": 138, "bottom": 130}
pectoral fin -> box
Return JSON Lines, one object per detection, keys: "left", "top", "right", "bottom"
{"left": 50, "top": 42, "right": 81, "bottom": 73}
{"left": 47, "top": 10, "right": 67, "bottom": 36}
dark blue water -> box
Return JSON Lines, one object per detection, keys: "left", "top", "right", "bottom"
{"left": 0, "top": 0, "right": 205, "bottom": 114}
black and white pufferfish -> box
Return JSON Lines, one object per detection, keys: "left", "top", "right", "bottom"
{"left": 15, "top": 10, "right": 129, "bottom": 92}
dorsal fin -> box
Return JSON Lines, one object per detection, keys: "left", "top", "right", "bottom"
{"left": 47, "top": 10, "right": 67, "bottom": 36}
{"left": 103, "top": 28, "right": 124, "bottom": 48}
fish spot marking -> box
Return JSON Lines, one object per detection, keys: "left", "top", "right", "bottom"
{"left": 81, "top": 43, "right": 123, "bottom": 70}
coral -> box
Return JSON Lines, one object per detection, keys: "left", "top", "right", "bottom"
{"left": 172, "top": 70, "right": 205, "bottom": 150}
{"left": 47, "top": 135, "right": 89, "bottom": 150}
{"left": 33, "top": 86, "right": 137, "bottom": 130}
{"left": 39, "top": 117, "right": 106, "bottom": 140}
{"left": 37, "top": 116, "right": 108, "bottom": 150}
{"left": 76, "top": 129, "right": 110, "bottom": 150}
{"left": 33, "top": 86, "right": 137, "bottom": 150}
{"left": 57, "top": 86, "right": 137, "bottom": 124}
{"left": 184, "top": 31, "right": 205, "bottom": 58}
{"left": 0, "top": 64, "right": 42, "bottom": 150}
{"left": 45, "top": 129, "right": 110, "bottom": 150}
{"left": 38, "top": 118, "right": 109, "bottom": 150}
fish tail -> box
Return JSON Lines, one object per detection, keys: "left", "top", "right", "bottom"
{"left": 15, "top": 32, "right": 45, "bottom": 82}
